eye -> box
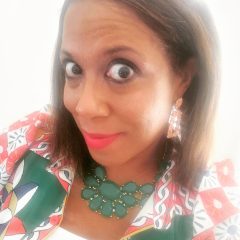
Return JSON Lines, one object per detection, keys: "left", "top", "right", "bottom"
{"left": 64, "top": 61, "right": 82, "bottom": 79}
{"left": 106, "top": 61, "right": 135, "bottom": 83}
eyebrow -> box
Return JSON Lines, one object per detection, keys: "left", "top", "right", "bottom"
{"left": 103, "top": 46, "right": 142, "bottom": 57}
{"left": 60, "top": 45, "right": 144, "bottom": 61}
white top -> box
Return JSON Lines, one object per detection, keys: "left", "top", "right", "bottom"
{"left": 48, "top": 227, "right": 88, "bottom": 240}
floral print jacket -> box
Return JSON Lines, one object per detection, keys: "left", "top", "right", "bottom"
{"left": 0, "top": 106, "right": 239, "bottom": 240}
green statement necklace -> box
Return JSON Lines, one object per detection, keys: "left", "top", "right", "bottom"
{"left": 81, "top": 165, "right": 165, "bottom": 219}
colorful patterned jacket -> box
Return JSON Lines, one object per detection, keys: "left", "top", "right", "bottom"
{"left": 0, "top": 106, "right": 239, "bottom": 240}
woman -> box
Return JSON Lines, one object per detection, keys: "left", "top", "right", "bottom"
{"left": 0, "top": 0, "right": 239, "bottom": 239}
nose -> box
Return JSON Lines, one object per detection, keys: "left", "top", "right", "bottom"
{"left": 75, "top": 79, "right": 110, "bottom": 118}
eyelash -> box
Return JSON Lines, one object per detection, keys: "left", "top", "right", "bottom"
{"left": 60, "top": 58, "right": 139, "bottom": 84}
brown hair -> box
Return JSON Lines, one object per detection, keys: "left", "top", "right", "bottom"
{"left": 51, "top": 0, "right": 220, "bottom": 188}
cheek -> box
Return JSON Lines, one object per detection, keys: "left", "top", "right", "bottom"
{"left": 121, "top": 87, "right": 172, "bottom": 135}
{"left": 135, "top": 86, "right": 171, "bottom": 134}
{"left": 140, "top": 96, "right": 171, "bottom": 134}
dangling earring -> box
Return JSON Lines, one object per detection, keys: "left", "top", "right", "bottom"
{"left": 167, "top": 98, "right": 183, "bottom": 141}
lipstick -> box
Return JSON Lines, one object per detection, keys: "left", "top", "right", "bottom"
{"left": 81, "top": 131, "right": 121, "bottom": 149}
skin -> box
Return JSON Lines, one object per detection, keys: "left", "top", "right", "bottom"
{"left": 60, "top": 0, "right": 195, "bottom": 239}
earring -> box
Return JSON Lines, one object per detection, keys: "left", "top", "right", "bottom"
{"left": 167, "top": 98, "right": 183, "bottom": 141}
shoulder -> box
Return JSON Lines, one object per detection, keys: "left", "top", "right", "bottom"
{"left": 0, "top": 106, "right": 74, "bottom": 237}
{"left": 193, "top": 159, "right": 240, "bottom": 239}
{"left": 0, "top": 105, "right": 54, "bottom": 189}
{"left": 152, "top": 159, "right": 239, "bottom": 239}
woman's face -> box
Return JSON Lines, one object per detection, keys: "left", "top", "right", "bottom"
{"left": 61, "top": 0, "right": 189, "bottom": 167}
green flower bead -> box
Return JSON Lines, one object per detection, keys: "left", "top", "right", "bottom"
{"left": 122, "top": 182, "right": 138, "bottom": 193}
{"left": 121, "top": 195, "right": 136, "bottom": 207}
{"left": 81, "top": 188, "right": 95, "bottom": 200}
{"left": 95, "top": 166, "right": 106, "bottom": 180}
{"left": 101, "top": 200, "right": 113, "bottom": 217}
{"left": 99, "top": 181, "right": 121, "bottom": 200}
{"left": 139, "top": 183, "right": 154, "bottom": 194}
{"left": 89, "top": 196, "right": 103, "bottom": 211}
{"left": 84, "top": 176, "right": 99, "bottom": 187}
{"left": 115, "top": 203, "right": 127, "bottom": 218}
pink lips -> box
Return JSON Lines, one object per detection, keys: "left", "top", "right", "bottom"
{"left": 81, "top": 130, "right": 121, "bottom": 149}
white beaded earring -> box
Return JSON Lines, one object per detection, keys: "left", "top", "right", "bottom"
{"left": 167, "top": 98, "right": 183, "bottom": 141}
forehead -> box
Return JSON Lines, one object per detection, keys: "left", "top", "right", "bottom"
{"left": 61, "top": 0, "right": 164, "bottom": 56}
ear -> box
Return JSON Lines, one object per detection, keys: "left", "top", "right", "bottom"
{"left": 174, "top": 57, "right": 197, "bottom": 101}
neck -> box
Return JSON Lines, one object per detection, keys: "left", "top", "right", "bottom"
{"left": 104, "top": 139, "right": 166, "bottom": 185}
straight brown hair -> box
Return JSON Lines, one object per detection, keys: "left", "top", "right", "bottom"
{"left": 51, "top": 0, "right": 220, "bottom": 188}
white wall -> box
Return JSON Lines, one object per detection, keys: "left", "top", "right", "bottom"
{"left": 0, "top": 0, "right": 239, "bottom": 173}
{"left": 205, "top": 1, "right": 240, "bottom": 166}
{"left": 0, "top": 0, "right": 64, "bottom": 126}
